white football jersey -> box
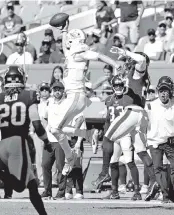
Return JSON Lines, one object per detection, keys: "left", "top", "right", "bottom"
{"left": 63, "top": 43, "right": 89, "bottom": 92}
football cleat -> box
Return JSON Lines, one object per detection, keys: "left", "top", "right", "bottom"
{"left": 144, "top": 182, "right": 159, "bottom": 201}
{"left": 103, "top": 191, "right": 120, "bottom": 200}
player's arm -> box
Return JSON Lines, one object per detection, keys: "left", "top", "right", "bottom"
{"left": 29, "top": 103, "right": 52, "bottom": 153}
{"left": 61, "top": 21, "right": 69, "bottom": 56}
{"left": 103, "top": 105, "right": 110, "bottom": 134}
{"left": 78, "top": 50, "right": 121, "bottom": 72}
{"left": 125, "top": 50, "right": 147, "bottom": 72}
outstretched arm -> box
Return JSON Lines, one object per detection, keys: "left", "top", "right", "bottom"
{"left": 125, "top": 50, "right": 146, "bottom": 72}
{"left": 79, "top": 50, "right": 121, "bottom": 74}
{"left": 111, "top": 47, "right": 147, "bottom": 72}
{"left": 60, "top": 21, "right": 69, "bottom": 56}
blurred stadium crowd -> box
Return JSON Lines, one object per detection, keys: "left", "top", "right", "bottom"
{"left": 0, "top": 0, "right": 174, "bottom": 203}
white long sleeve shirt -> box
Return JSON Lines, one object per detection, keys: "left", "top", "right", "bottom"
{"left": 6, "top": 52, "right": 33, "bottom": 65}
{"left": 146, "top": 98, "right": 174, "bottom": 148}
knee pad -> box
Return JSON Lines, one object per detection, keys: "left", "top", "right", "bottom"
{"left": 137, "top": 151, "right": 153, "bottom": 167}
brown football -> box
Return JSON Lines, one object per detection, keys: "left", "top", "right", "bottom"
{"left": 49, "top": 13, "right": 69, "bottom": 28}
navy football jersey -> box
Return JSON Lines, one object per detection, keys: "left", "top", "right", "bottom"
{"left": 104, "top": 94, "right": 125, "bottom": 132}
{"left": 0, "top": 90, "right": 38, "bottom": 139}
{"left": 124, "top": 70, "right": 150, "bottom": 108}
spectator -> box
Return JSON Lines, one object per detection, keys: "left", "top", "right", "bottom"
{"left": 147, "top": 85, "right": 156, "bottom": 102}
{"left": 164, "top": 2, "right": 174, "bottom": 17}
{"left": 165, "top": 13, "right": 174, "bottom": 40}
{"left": 93, "top": 64, "right": 114, "bottom": 93}
{"left": 1, "top": 1, "right": 23, "bottom": 37}
{"left": 50, "top": 65, "right": 64, "bottom": 87}
{"left": 65, "top": 113, "right": 86, "bottom": 200}
{"left": 37, "top": 82, "right": 51, "bottom": 185}
{"left": 156, "top": 22, "right": 167, "bottom": 44}
{"left": 12, "top": 32, "right": 37, "bottom": 61}
{"left": 143, "top": 28, "right": 164, "bottom": 62}
{"left": 49, "top": 36, "right": 65, "bottom": 64}
{"left": 95, "top": 1, "right": 117, "bottom": 44}
{"left": 40, "top": 29, "right": 56, "bottom": 53}
{"left": 37, "top": 39, "right": 52, "bottom": 64}
{"left": 6, "top": 36, "right": 33, "bottom": 65}
{"left": 41, "top": 82, "right": 65, "bottom": 199}
{"left": 88, "top": 30, "right": 105, "bottom": 52}
{"left": 115, "top": 1, "right": 145, "bottom": 49}
{"left": 146, "top": 76, "right": 174, "bottom": 203}
{"left": 93, "top": 64, "right": 114, "bottom": 101}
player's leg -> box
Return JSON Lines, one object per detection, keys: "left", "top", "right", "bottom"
{"left": 118, "top": 163, "right": 127, "bottom": 193}
{"left": 97, "top": 110, "right": 141, "bottom": 188}
{"left": 120, "top": 136, "right": 142, "bottom": 200}
{"left": 102, "top": 142, "right": 121, "bottom": 199}
{"left": 27, "top": 173, "right": 47, "bottom": 215}
{"left": 105, "top": 108, "right": 142, "bottom": 142}
{"left": 6, "top": 136, "right": 33, "bottom": 192}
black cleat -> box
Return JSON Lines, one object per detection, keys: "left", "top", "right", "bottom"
{"left": 103, "top": 192, "right": 120, "bottom": 200}
{"left": 4, "top": 195, "right": 12, "bottom": 199}
{"left": 41, "top": 191, "right": 52, "bottom": 198}
{"left": 91, "top": 173, "right": 111, "bottom": 188}
{"left": 131, "top": 192, "right": 142, "bottom": 201}
{"left": 144, "top": 182, "right": 159, "bottom": 201}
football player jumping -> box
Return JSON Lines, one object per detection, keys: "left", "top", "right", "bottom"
{"left": 92, "top": 48, "right": 159, "bottom": 200}
{"left": 0, "top": 66, "right": 51, "bottom": 215}
{"left": 49, "top": 21, "right": 121, "bottom": 174}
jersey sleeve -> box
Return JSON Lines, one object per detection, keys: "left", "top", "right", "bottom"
{"left": 28, "top": 103, "right": 40, "bottom": 122}
{"left": 28, "top": 91, "right": 40, "bottom": 122}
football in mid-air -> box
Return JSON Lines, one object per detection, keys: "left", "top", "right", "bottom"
{"left": 49, "top": 13, "right": 69, "bottom": 28}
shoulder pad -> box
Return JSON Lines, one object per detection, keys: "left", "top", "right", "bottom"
{"left": 70, "top": 43, "right": 89, "bottom": 55}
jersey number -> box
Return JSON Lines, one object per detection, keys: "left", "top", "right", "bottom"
{"left": 0, "top": 102, "right": 26, "bottom": 127}
{"left": 109, "top": 106, "right": 123, "bottom": 122}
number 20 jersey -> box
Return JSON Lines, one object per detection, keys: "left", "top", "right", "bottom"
{"left": 0, "top": 90, "right": 38, "bottom": 139}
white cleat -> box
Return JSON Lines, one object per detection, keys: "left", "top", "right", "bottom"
{"left": 65, "top": 193, "right": 73, "bottom": 200}
{"left": 74, "top": 193, "right": 84, "bottom": 199}
{"left": 118, "top": 184, "right": 126, "bottom": 194}
{"left": 140, "top": 184, "right": 148, "bottom": 194}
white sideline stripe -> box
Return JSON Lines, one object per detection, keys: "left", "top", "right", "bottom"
{"left": 0, "top": 199, "right": 170, "bottom": 206}
{"left": 0, "top": 6, "right": 164, "bottom": 44}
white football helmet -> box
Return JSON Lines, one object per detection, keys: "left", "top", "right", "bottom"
{"left": 66, "top": 29, "right": 86, "bottom": 49}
